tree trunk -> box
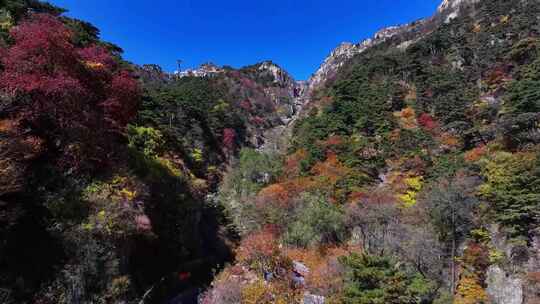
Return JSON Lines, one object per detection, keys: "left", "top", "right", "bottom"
{"left": 451, "top": 206, "right": 456, "bottom": 295}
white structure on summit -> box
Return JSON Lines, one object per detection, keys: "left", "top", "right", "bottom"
{"left": 174, "top": 62, "right": 224, "bottom": 78}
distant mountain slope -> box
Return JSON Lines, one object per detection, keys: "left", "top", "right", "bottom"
{"left": 204, "top": 1, "right": 540, "bottom": 303}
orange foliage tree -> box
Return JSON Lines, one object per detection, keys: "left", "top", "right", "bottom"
{"left": 236, "top": 226, "right": 291, "bottom": 275}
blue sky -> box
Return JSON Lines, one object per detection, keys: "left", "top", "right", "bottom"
{"left": 49, "top": 0, "right": 440, "bottom": 80}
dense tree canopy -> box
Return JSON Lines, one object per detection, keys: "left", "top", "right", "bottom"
{"left": 0, "top": 13, "right": 140, "bottom": 170}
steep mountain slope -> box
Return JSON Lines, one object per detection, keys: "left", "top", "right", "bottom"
{"left": 204, "top": 0, "right": 540, "bottom": 303}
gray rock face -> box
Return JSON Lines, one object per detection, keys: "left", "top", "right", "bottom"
{"left": 486, "top": 265, "right": 524, "bottom": 304}
{"left": 486, "top": 225, "right": 540, "bottom": 304}
{"left": 293, "top": 261, "right": 310, "bottom": 276}
{"left": 437, "top": 0, "right": 480, "bottom": 13}
{"left": 303, "top": 293, "right": 325, "bottom": 304}
{"left": 438, "top": 0, "right": 482, "bottom": 22}
{"left": 306, "top": 42, "right": 363, "bottom": 94}
{"left": 306, "top": 0, "right": 487, "bottom": 95}
{"left": 306, "top": 23, "right": 412, "bottom": 95}
{"left": 253, "top": 62, "right": 310, "bottom": 153}
{"left": 134, "top": 64, "right": 171, "bottom": 85}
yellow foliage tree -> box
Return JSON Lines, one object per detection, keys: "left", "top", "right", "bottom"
{"left": 454, "top": 276, "right": 488, "bottom": 304}
{"left": 396, "top": 176, "right": 423, "bottom": 207}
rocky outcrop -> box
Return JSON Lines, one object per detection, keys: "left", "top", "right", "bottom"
{"left": 307, "top": 42, "right": 361, "bottom": 94}
{"left": 303, "top": 292, "right": 325, "bottom": 304}
{"left": 305, "top": 0, "right": 485, "bottom": 95}
{"left": 257, "top": 61, "right": 295, "bottom": 87}
{"left": 256, "top": 61, "right": 307, "bottom": 121}
{"left": 437, "top": 0, "right": 481, "bottom": 22}
{"left": 486, "top": 266, "right": 524, "bottom": 304}
{"left": 486, "top": 225, "right": 540, "bottom": 304}
{"left": 306, "top": 21, "right": 425, "bottom": 95}
{"left": 133, "top": 64, "right": 170, "bottom": 87}
{"left": 437, "top": 0, "right": 480, "bottom": 13}
{"left": 254, "top": 62, "right": 309, "bottom": 153}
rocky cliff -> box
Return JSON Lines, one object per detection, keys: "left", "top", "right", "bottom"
{"left": 305, "top": 0, "right": 484, "bottom": 96}
{"left": 438, "top": 0, "right": 481, "bottom": 13}
{"left": 252, "top": 0, "right": 485, "bottom": 152}
{"left": 486, "top": 226, "right": 540, "bottom": 304}
{"left": 306, "top": 25, "right": 412, "bottom": 96}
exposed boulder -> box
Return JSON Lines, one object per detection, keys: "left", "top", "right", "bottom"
{"left": 486, "top": 266, "right": 524, "bottom": 304}
{"left": 486, "top": 226, "right": 540, "bottom": 304}
{"left": 303, "top": 292, "right": 325, "bottom": 304}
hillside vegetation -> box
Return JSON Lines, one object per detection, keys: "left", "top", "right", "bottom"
{"left": 0, "top": 1, "right": 301, "bottom": 302}
{"left": 204, "top": 0, "right": 540, "bottom": 303}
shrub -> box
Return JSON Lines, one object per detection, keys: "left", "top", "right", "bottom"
{"left": 418, "top": 113, "right": 439, "bottom": 130}
{"left": 222, "top": 128, "right": 237, "bottom": 151}
{"left": 235, "top": 227, "right": 291, "bottom": 275}
{"left": 424, "top": 174, "right": 478, "bottom": 244}
{"left": 283, "top": 192, "right": 346, "bottom": 247}
{"left": 454, "top": 276, "right": 488, "bottom": 304}
{"left": 479, "top": 151, "right": 540, "bottom": 238}
{"left": 218, "top": 148, "right": 283, "bottom": 234}
{"left": 396, "top": 176, "right": 423, "bottom": 207}
{"left": 127, "top": 125, "right": 164, "bottom": 158}
{"left": 505, "top": 59, "right": 540, "bottom": 114}
{"left": 108, "top": 276, "right": 131, "bottom": 300}
{"left": 464, "top": 145, "right": 487, "bottom": 163}
{"left": 241, "top": 280, "right": 273, "bottom": 304}
{"left": 339, "top": 253, "right": 433, "bottom": 304}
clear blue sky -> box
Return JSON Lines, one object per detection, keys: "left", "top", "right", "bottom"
{"left": 49, "top": 0, "right": 440, "bottom": 80}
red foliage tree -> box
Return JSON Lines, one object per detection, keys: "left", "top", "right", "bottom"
{"left": 235, "top": 226, "right": 283, "bottom": 273}
{"left": 0, "top": 14, "right": 140, "bottom": 170}
{"left": 417, "top": 113, "right": 438, "bottom": 130}
{"left": 249, "top": 116, "right": 265, "bottom": 126}
{"left": 284, "top": 149, "right": 307, "bottom": 177}
{"left": 222, "top": 128, "right": 237, "bottom": 151}
{"left": 239, "top": 98, "right": 253, "bottom": 111}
